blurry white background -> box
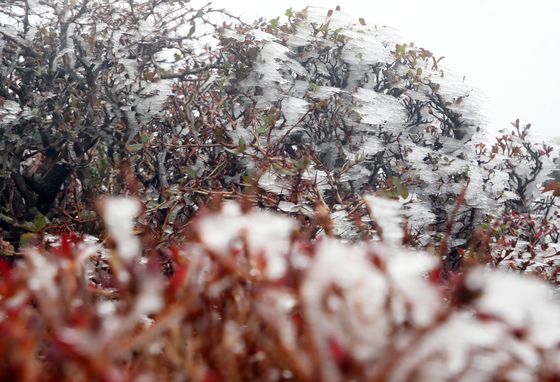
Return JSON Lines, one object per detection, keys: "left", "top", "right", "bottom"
{"left": 199, "top": 0, "right": 559, "bottom": 140}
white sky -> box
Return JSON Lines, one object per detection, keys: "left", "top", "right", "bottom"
{"left": 202, "top": 0, "right": 560, "bottom": 139}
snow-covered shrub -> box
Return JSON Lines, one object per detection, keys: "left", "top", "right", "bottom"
{"left": 2, "top": 2, "right": 558, "bottom": 282}
{"left": 472, "top": 120, "right": 559, "bottom": 283}
{"left": 1, "top": 196, "right": 559, "bottom": 381}
{"left": 3, "top": 3, "right": 546, "bottom": 258}
{"left": 212, "top": 7, "right": 506, "bottom": 247}
{"left": 0, "top": 2, "right": 559, "bottom": 379}
{"left": 0, "top": 0, "right": 242, "bottom": 244}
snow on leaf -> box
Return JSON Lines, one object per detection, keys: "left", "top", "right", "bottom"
{"left": 26, "top": 250, "right": 59, "bottom": 299}
{"left": 364, "top": 195, "right": 404, "bottom": 246}
{"left": 257, "top": 169, "right": 290, "bottom": 196}
{"left": 307, "top": 85, "right": 341, "bottom": 99}
{"left": 135, "top": 276, "right": 164, "bottom": 316}
{"left": 392, "top": 269, "right": 560, "bottom": 381}
{"left": 353, "top": 88, "right": 407, "bottom": 129}
{"left": 302, "top": 239, "right": 390, "bottom": 376}
{"left": 0, "top": 100, "right": 31, "bottom": 122}
{"left": 100, "top": 197, "right": 141, "bottom": 262}
{"left": 301, "top": 239, "right": 440, "bottom": 378}
{"left": 280, "top": 96, "right": 309, "bottom": 127}
{"left": 197, "top": 201, "right": 296, "bottom": 279}
{"left": 468, "top": 269, "right": 560, "bottom": 347}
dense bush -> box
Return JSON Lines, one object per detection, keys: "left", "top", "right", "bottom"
{"left": 0, "top": 0, "right": 242, "bottom": 244}
{"left": 3, "top": 3, "right": 557, "bottom": 255}
{"left": 1, "top": 2, "right": 560, "bottom": 380}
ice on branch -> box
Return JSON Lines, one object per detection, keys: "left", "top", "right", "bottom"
{"left": 217, "top": 6, "right": 508, "bottom": 251}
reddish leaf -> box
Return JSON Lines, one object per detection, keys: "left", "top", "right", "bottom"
{"left": 371, "top": 254, "right": 385, "bottom": 272}
{"left": 428, "top": 266, "right": 443, "bottom": 285}
{"left": 543, "top": 182, "right": 560, "bottom": 197}
{"left": 0, "top": 258, "right": 11, "bottom": 282}
{"left": 328, "top": 337, "right": 346, "bottom": 363}
{"left": 167, "top": 264, "right": 188, "bottom": 294}
{"left": 56, "top": 234, "right": 74, "bottom": 259}
{"left": 201, "top": 371, "right": 222, "bottom": 382}
{"left": 256, "top": 251, "right": 268, "bottom": 272}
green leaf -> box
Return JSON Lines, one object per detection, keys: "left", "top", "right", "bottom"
{"left": 294, "top": 157, "right": 310, "bottom": 170}
{"left": 127, "top": 143, "right": 144, "bottom": 152}
{"left": 269, "top": 17, "right": 280, "bottom": 29}
{"left": 308, "top": 82, "right": 320, "bottom": 91}
{"left": 0, "top": 213, "right": 14, "bottom": 225}
{"left": 182, "top": 167, "right": 197, "bottom": 177}
{"left": 400, "top": 184, "right": 409, "bottom": 200}
{"left": 358, "top": 17, "right": 366, "bottom": 26}
{"left": 238, "top": 137, "right": 247, "bottom": 153}
{"left": 285, "top": 7, "right": 293, "bottom": 18}
{"left": 378, "top": 189, "right": 396, "bottom": 199}
{"left": 141, "top": 133, "right": 152, "bottom": 144}
{"left": 19, "top": 233, "right": 39, "bottom": 248}
{"left": 33, "top": 214, "right": 48, "bottom": 231}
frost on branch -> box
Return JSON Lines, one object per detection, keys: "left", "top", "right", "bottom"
{"left": 0, "top": 0, "right": 239, "bottom": 244}
{"left": 473, "top": 120, "right": 560, "bottom": 283}
{"left": 3, "top": 2, "right": 557, "bottom": 280}
{"left": 215, "top": 6, "right": 502, "bottom": 248}
{"left": 211, "top": 8, "right": 559, "bottom": 280}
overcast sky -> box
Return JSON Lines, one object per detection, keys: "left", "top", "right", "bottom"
{"left": 201, "top": 0, "right": 559, "bottom": 140}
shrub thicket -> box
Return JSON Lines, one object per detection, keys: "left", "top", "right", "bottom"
{"left": 0, "top": 2, "right": 559, "bottom": 380}
{"left": 1, "top": 197, "right": 559, "bottom": 381}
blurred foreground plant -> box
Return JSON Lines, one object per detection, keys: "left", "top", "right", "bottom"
{"left": 0, "top": 196, "right": 559, "bottom": 381}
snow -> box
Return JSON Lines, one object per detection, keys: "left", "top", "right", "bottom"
{"left": 136, "top": 80, "right": 174, "bottom": 119}
{"left": 353, "top": 87, "right": 408, "bottom": 129}
{"left": 391, "top": 270, "right": 560, "bottom": 381}
{"left": 281, "top": 96, "right": 309, "bottom": 127}
{"left": 277, "top": 201, "right": 314, "bottom": 217}
{"left": 257, "top": 169, "right": 289, "bottom": 195}
{"left": 26, "top": 250, "right": 59, "bottom": 299}
{"left": 219, "top": 6, "right": 505, "bottom": 245}
{"left": 298, "top": 234, "right": 560, "bottom": 380}
{"left": 101, "top": 198, "right": 141, "bottom": 262}
{"left": 197, "top": 201, "right": 296, "bottom": 279}
{"left": 363, "top": 195, "right": 404, "bottom": 246}
{"left": 135, "top": 277, "right": 164, "bottom": 315}
{"left": 301, "top": 238, "right": 441, "bottom": 379}
{"left": 307, "top": 85, "right": 341, "bottom": 99}
{"left": 302, "top": 239, "right": 391, "bottom": 374}
{"left": 4, "top": 194, "right": 560, "bottom": 379}
{"left": 469, "top": 270, "right": 560, "bottom": 347}
{"left": 137, "top": 19, "right": 156, "bottom": 38}
{"left": 0, "top": 99, "right": 32, "bottom": 122}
